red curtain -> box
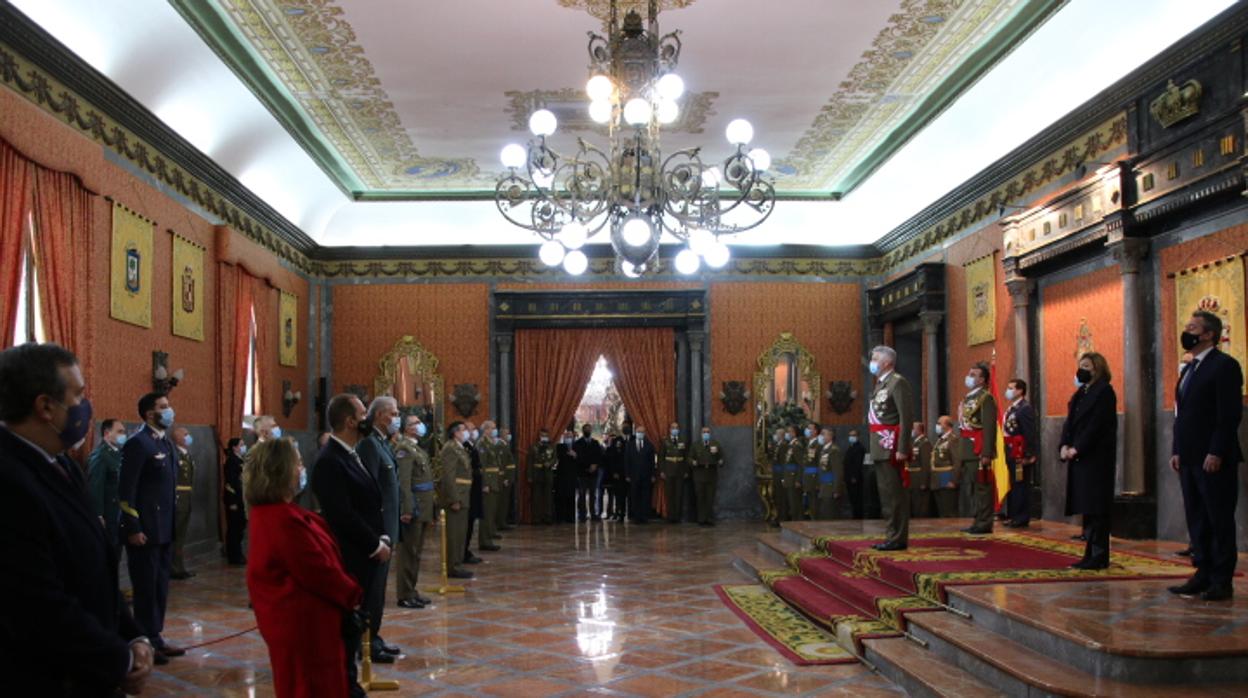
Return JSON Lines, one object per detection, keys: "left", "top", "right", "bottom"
{"left": 30, "top": 165, "right": 91, "bottom": 353}
{"left": 252, "top": 275, "right": 277, "bottom": 417}
{"left": 0, "top": 140, "right": 33, "bottom": 348}
{"left": 513, "top": 326, "right": 676, "bottom": 523}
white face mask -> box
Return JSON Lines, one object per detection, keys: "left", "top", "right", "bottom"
{"left": 934, "top": 424, "right": 943, "bottom": 436}
{"left": 868, "top": 360, "right": 880, "bottom": 376}
{"left": 965, "top": 375, "right": 979, "bottom": 390}
{"left": 1004, "top": 388, "right": 1017, "bottom": 401}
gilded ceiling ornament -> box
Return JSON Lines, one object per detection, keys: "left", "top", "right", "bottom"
{"left": 1149, "top": 79, "right": 1202, "bottom": 129}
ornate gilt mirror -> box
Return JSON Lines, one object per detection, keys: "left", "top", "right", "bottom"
{"left": 374, "top": 335, "right": 444, "bottom": 431}
{"left": 753, "top": 332, "right": 820, "bottom": 465}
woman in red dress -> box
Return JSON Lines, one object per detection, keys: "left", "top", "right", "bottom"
{"left": 244, "top": 438, "right": 362, "bottom": 698}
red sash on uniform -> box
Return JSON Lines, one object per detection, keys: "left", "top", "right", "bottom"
{"left": 869, "top": 423, "right": 909, "bottom": 488}
{"left": 960, "top": 427, "right": 993, "bottom": 484}
{"left": 1003, "top": 434, "right": 1026, "bottom": 482}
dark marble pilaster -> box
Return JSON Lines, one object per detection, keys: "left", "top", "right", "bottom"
{"left": 918, "top": 310, "right": 943, "bottom": 424}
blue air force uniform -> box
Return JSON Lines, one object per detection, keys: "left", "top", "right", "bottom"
{"left": 118, "top": 424, "right": 178, "bottom": 649}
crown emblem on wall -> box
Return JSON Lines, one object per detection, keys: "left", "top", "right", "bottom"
{"left": 1149, "top": 79, "right": 1202, "bottom": 129}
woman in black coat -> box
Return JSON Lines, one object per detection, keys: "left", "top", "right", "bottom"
{"left": 1060, "top": 352, "right": 1118, "bottom": 569}
{"left": 223, "top": 437, "right": 248, "bottom": 565}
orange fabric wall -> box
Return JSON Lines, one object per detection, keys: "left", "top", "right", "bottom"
{"left": 709, "top": 282, "right": 863, "bottom": 426}
{"left": 330, "top": 283, "right": 490, "bottom": 420}
{"left": 1040, "top": 264, "right": 1125, "bottom": 416}
{"left": 0, "top": 88, "right": 310, "bottom": 430}
{"left": 944, "top": 224, "right": 1015, "bottom": 411}
{"left": 1158, "top": 222, "right": 1248, "bottom": 409}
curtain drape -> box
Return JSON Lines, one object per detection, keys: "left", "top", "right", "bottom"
{"left": 215, "top": 264, "right": 253, "bottom": 539}
{"left": 30, "top": 165, "right": 91, "bottom": 354}
{"left": 0, "top": 140, "right": 33, "bottom": 348}
{"left": 602, "top": 327, "right": 676, "bottom": 518}
{"left": 252, "top": 275, "right": 278, "bottom": 418}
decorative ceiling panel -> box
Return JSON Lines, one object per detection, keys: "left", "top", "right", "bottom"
{"left": 174, "top": 0, "right": 1061, "bottom": 199}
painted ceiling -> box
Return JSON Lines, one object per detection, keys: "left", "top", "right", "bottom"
{"left": 172, "top": 0, "right": 1058, "bottom": 199}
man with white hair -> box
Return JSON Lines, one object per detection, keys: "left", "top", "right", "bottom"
{"left": 253, "top": 415, "right": 281, "bottom": 442}
{"left": 356, "top": 396, "right": 402, "bottom": 662}
{"left": 866, "top": 345, "right": 914, "bottom": 551}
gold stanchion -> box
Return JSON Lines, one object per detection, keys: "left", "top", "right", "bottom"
{"left": 358, "top": 628, "right": 399, "bottom": 692}
{"left": 427, "top": 508, "right": 464, "bottom": 595}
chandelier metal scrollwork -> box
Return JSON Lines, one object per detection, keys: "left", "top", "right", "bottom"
{"left": 495, "top": 0, "right": 775, "bottom": 277}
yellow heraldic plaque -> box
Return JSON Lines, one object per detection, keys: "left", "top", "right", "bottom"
{"left": 1175, "top": 256, "right": 1247, "bottom": 395}
{"left": 171, "top": 234, "right": 204, "bottom": 341}
{"left": 964, "top": 253, "right": 997, "bottom": 346}
{"left": 110, "top": 202, "right": 153, "bottom": 328}
{"left": 279, "top": 290, "right": 298, "bottom": 367}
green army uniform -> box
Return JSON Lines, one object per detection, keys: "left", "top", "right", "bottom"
{"left": 435, "top": 440, "right": 473, "bottom": 573}
{"left": 659, "top": 435, "right": 689, "bottom": 523}
{"left": 770, "top": 438, "right": 789, "bottom": 523}
{"left": 86, "top": 441, "right": 123, "bottom": 552}
{"left": 869, "top": 370, "right": 915, "bottom": 547}
{"left": 395, "top": 435, "right": 434, "bottom": 603}
{"left": 786, "top": 436, "right": 807, "bottom": 523}
{"left": 477, "top": 437, "right": 501, "bottom": 548}
{"left": 171, "top": 446, "right": 195, "bottom": 576}
{"left": 815, "top": 440, "right": 845, "bottom": 520}
{"left": 529, "top": 440, "right": 557, "bottom": 524}
{"left": 802, "top": 434, "right": 822, "bottom": 519}
{"left": 930, "top": 430, "right": 961, "bottom": 518}
{"left": 496, "top": 440, "right": 516, "bottom": 531}
{"left": 688, "top": 437, "right": 724, "bottom": 525}
{"left": 907, "top": 434, "right": 933, "bottom": 519}
{"left": 959, "top": 387, "right": 998, "bottom": 532}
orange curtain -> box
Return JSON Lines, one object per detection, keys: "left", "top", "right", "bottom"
{"left": 215, "top": 264, "right": 253, "bottom": 540}
{"left": 0, "top": 140, "right": 33, "bottom": 348}
{"left": 602, "top": 327, "right": 676, "bottom": 517}
{"left": 514, "top": 329, "right": 606, "bottom": 522}
{"left": 252, "top": 276, "right": 278, "bottom": 419}
{"left": 30, "top": 165, "right": 91, "bottom": 354}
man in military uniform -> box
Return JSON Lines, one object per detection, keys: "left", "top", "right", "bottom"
{"left": 907, "top": 422, "right": 933, "bottom": 519}
{"left": 867, "top": 346, "right": 914, "bottom": 551}
{"left": 1002, "top": 379, "right": 1038, "bottom": 528}
{"left": 170, "top": 427, "right": 196, "bottom": 580}
{"left": 843, "top": 429, "right": 866, "bottom": 519}
{"left": 930, "top": 416, "right": 961, "bottom": 518}
{"left": 497, "top": 427, "right": 516, "bottom": 530}
{"left": 802, "top": 423, "right": 822, "bottom": 519}
{"left": 815, "top": 428, "right": 844, "bottom": 520}
{"left": 395, "top": 414, "right": 434, "bottom": 609}
{"left": 659, "top": 422, "right": 689, "bottom": 523}
{"left": 356, "top": 397, "right": 402, "bottom": 662}
{"left": 87, "top": 418, "right": 127, "bottom": 559}
{"left": 476, "top": 421, "right": 502, "bottom": 551}
{"left": 529, "top": 429, "right": 557, "bottom": 524}
{"left": 769, "top": 428, "right": 788, "bottom": 524}
{"left": 959, "top": 362, "right": 998, "bottom": 534}
{"left": 688, "top": 426, "right": 723, "bottom": 526}
{"left": 436, "top": 421, "right": 474, "bottom": 579}
{"left": 784, "top": 425, "right": 807, "bottom": 523}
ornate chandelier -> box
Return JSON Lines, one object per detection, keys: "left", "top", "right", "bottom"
{"left": 494, "top": 0, "right": 775, "bottom": 277}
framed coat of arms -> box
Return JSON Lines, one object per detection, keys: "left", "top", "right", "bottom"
{"left": 110, "top": 202, "right": 153, "bottom": 328}
{"left": 171, "top": 233, "right": 204, "bottom": 341}
{"left": 279, "top": 291, "right": 298, "bottom": 367}
{"left": 964, "top": 254, "right": 997, "bottom": 346}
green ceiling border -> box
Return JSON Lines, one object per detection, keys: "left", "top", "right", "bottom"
{"left": 168, "top": 0, "right": 365, "bottom": 196}
{"left": 829, "top": 0, "right": 1068, "bottom": 198}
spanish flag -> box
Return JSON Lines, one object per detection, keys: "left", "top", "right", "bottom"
{"left": 988, "top": 359, "right": 1010, "bottom": 510}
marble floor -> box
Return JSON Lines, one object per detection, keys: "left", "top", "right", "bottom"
{"left": 143, "top": 520, "right": 904, "bottom": 697}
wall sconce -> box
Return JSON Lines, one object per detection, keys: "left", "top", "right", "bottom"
{"left": 152, "top": 351, "right": 184, "bottom": 394}
{"left": 282, "top": 380, "right": 303, "bottom": 418}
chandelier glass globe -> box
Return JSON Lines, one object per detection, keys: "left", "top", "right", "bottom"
{"left": 589, "top": 99, "right": 612, "bottom": 124}
{"left": 703, "top": 240, "right": 731, "bottom": 269}
{"left": 725, "top": 118, "right": 754, "bottom": 145}
{"left": 655, "top": 99, "right": 679, "bottom": 125}
{"left": 558, "top": 221, "right": 588, "bottom": 250}
{"left": 674, "top": 247, "right": 701, "bottom": 275}
{"left": 621, "top": 216, "right": 653, "bottom": 247}
{"left": 747, "top": 147, "right": 771, "bottom": 172}
{"left": 562, "top": 249, "right": 589, "bottom": 275}
{"left": 623, "top": 98, "right": 653, "bottom": 126}
{"left": 500, "top": 144, "right": 527, "bottom": 169}
{"left": 656, "top": 73, "right": 684, "bottom": 100}
{"left": 621, "top": 260, "right": 641, "bottom": 278}
{"left": 529, "top": 109, "right": 557, "bottom": 137}
{"left": 586, "top": 74, "right": 613, "bottom": 101}
{"left": 539, "top": 240, "right": 566, "bottom": 267}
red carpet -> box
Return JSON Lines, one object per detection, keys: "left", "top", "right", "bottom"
{"left": 713, "top": 584, "right": 859, "bottom": 665}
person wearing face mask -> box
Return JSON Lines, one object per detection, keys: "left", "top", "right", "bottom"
{"left": 907, "top": 422, "right": 933, "bottom": 519}
{"left": 659, "top": 422, "right": 690, "bottom": 523}
{"left": 88, "top": 418, "right": 128, "bottom": 559}
{"left": 496, "top": 427, "right": 517, "bottom": 531}
{"left": 476, "top": 420, "right": 503, "bottom": 549}
{"left": 802, "top": 423, "right": 823, "bottom": 519}
{"left": 1001, "top": 379, "right": 1038, "bottom": 529}
{"left": 435, "top": 422, "right": 476, "bottom": 581}
{"left": 958, "top": 362, "right": 998, "bottom": 535}
{"left": 782, "top": 425, "right": 806, "bottom": 522}
{"left": 170, "top": 427, "right": 197, "bottom": 580}
{"left": 395, "top": 415, "right": 434, "bottom": 609}
{"left": 866, "top": 345, "right": 914, "bottom": 551}
{"left": 1060, "top": 352, "right": 1119, "bottom": 571}
{"left": 688, "top": 426, "right": 724, "bottom": 526}
{"left": 119, "top": 391, "right": 186, "bottom": 663}
{"left": 460, "top": 420, "right": 486, "bottom": 565}
{"left": 528, "top": 429, "right": 557, "bottom": 524}
{"left": 223, "top": 437, "right": 248, "bottom": 565}
{"left": 554, "top": 429, "right": 579, "bottom": 523}
{"left": 354, "top": 396, "right": 403, "bottom": 663}
{"left": 768, "top": 427, "right": 789, "bottom": 524}
{"left": 574, "top": 423, "right": 604, "bottom": 522}
{"left": 842, "top": 429, "right": 866, "bottom": 519}
{"left": 0, "top": 344, "right": 156, "bottom": 697}
{"left": 623, "top": 424, "right": 658, "bottom": 523}
{"left": 1169, "top": 311, "right": 1243, "bottom": 600}
{"left": 815, "top": 428, "right": 845, "bottom": 520}
{"left": 604, "top": 429, "right": 628, "bottom": 521}
{"left": 929, "top": 416, "right": 961, "bottom": 518}
{"left": 255, "top": 414, "right": 282, "bottom": 443}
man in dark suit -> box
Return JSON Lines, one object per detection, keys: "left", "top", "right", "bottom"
{"left": 119, "top": 390, "right": 187, "bottom": 662}
{"left": 1170, "top": 310, "right": 1243, "bottom": 601}
{"left": 355, "top": 396, "right": 402, "bottom": 663}
{"left": 0, "top": 343, "right": 154, "bottom": 696}
{"left": 623, "top": 425, "right": 658, "bottom": 523}
{"left": 574, "top": 423, "right": 603, "bottom": 522}
{"left": 312, "top": 394, "right": 391, "bottom": 698}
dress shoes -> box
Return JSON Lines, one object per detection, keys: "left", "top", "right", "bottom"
{"left": 1200, "top": 585, "right": 1233, "bottom": 602}
{"left": 876, "top": 541, "right": 908, "bottom": 551}
{"left": 369, "top": 652, "right": 395, "bottom": 664}
{"left": 449, "top": 568, "right": 474, "bottom": 579}
{"left": 1168, "top": 577, "right": 1210, "bottom": 596}
{"left": 464, "top": 553, "right": 483, "bottom": 564}
{"left": 415, "top": 592, "right": 433, "bottom": 605}
{"left": 1005, "top": 521, "right": 1029, "bottom": 529}
{"left": 377, "top": 640, "right": 400, "bottom": 655}
{"left": 1175, "top": 547, "right": 1193, "bottom": 557}
{"left": 1070, "top": 533, "right": 1087, "bottom": 542}
{"left": 158, "top": 644, "right": 186, "bottom": 657}
{"left": 1070, "top": 559, "right": 1108, "bottom": 570}
{"left": 171, "top": 571, "right": 195, "bottom": 580}
{"left": 397, "top": 598, "right": 426, "bottom": 609}
{"left": 963, "top": 527, "right": 992, "bottom": 535}
{"left": 479, "top": 544, "right": 501, "bottom": 552}
{"left": 152, "top": 651, "right": 169, "bottom": 666}
{"left": 871, "top": 542, "right": 886, "bottom": 550}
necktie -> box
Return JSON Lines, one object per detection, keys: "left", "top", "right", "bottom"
{"left": 1180, "top": 358, "right": 1200, "bottom": 398}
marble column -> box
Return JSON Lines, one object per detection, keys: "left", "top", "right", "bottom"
{"left": 1110, "top": 237, "right": 1150, "bottom": 496}
{"left": 496, "top": 334, "right": 514, "bottom": 431}
{"left": 688, "top": 331, "right": 705, "bottom": 433}
{"left": 918, "top": 311, "right": 943, "bottom": 424}
{"left": 1004, "top": 277, "right": 1035, "bottom": 385}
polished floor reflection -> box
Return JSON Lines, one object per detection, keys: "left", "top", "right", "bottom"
{"left": 144, "top": 520, "right": 902, "bottom": 697}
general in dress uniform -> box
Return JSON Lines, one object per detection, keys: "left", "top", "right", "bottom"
{"left": 768, "top": 429, "right": 789, "bottom": 523}
{"left": 528, "top": 431, "right": 557, "bottom": 524}
{"left": 784, "top": 427, "right": 806, "bottom": 522}
{"left": 659, "top": 424, "right": 689, "bottom": 523}
{"left": 958, "top": 363, "right": 998, "bottom": 534}
{"left": 930, "top": 418, "right": 961, "bottom": 518}
{"left": 907, "top": 423, "right": 933, "bottom": 519}
{"left": 171, "top": 429, "right": 195, "bottom": 579}
{"left": 688, "top": 427, "right": 723, "bottom": 526}
{"left": 476, "top": 423, "right": 502, "bottom": 550}
{"left": 436, "top": 424, "right": 475, "bottom": 579}
{"left": 867, "top": 346, "right": 914, "bottom": 550}
{"left": 395, "top": 416, "right": 434, "bottom": 608}
{"left": 815, "top": 429, "right": 844, "bottom": 520}
{"left": 802, "top": 424, "right": 822, "bottom": 519}
{"left": 496, "top": 429, "right": 516, "bottom": 531}
{"left": 1002, "top": 380, "right": 1038, "bottom": 528}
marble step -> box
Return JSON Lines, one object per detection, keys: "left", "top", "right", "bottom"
{"left": 862, "top": 635, "right": 1004, "bottom": 698}
{"left": 755, "top": 531, "right": 804, "bottom": 566}
{"left": 908, "top": 610, "right": 1248, "bottom": 697}
{"left": 731, "top": 545, "right": 774, "bottom": 582}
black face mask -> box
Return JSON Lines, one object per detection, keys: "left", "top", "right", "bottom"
{"left": 622, "top": 427, "right": 633, "bottom": 436}
{"left": 357, "top": 418, "right": 372, "bottom": 435}
{"left": 1076, "top": 368, "right": 1093, "bottom": 385}
{"left": 1180, "top": 331, "right": 1202, "bottom": 351}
